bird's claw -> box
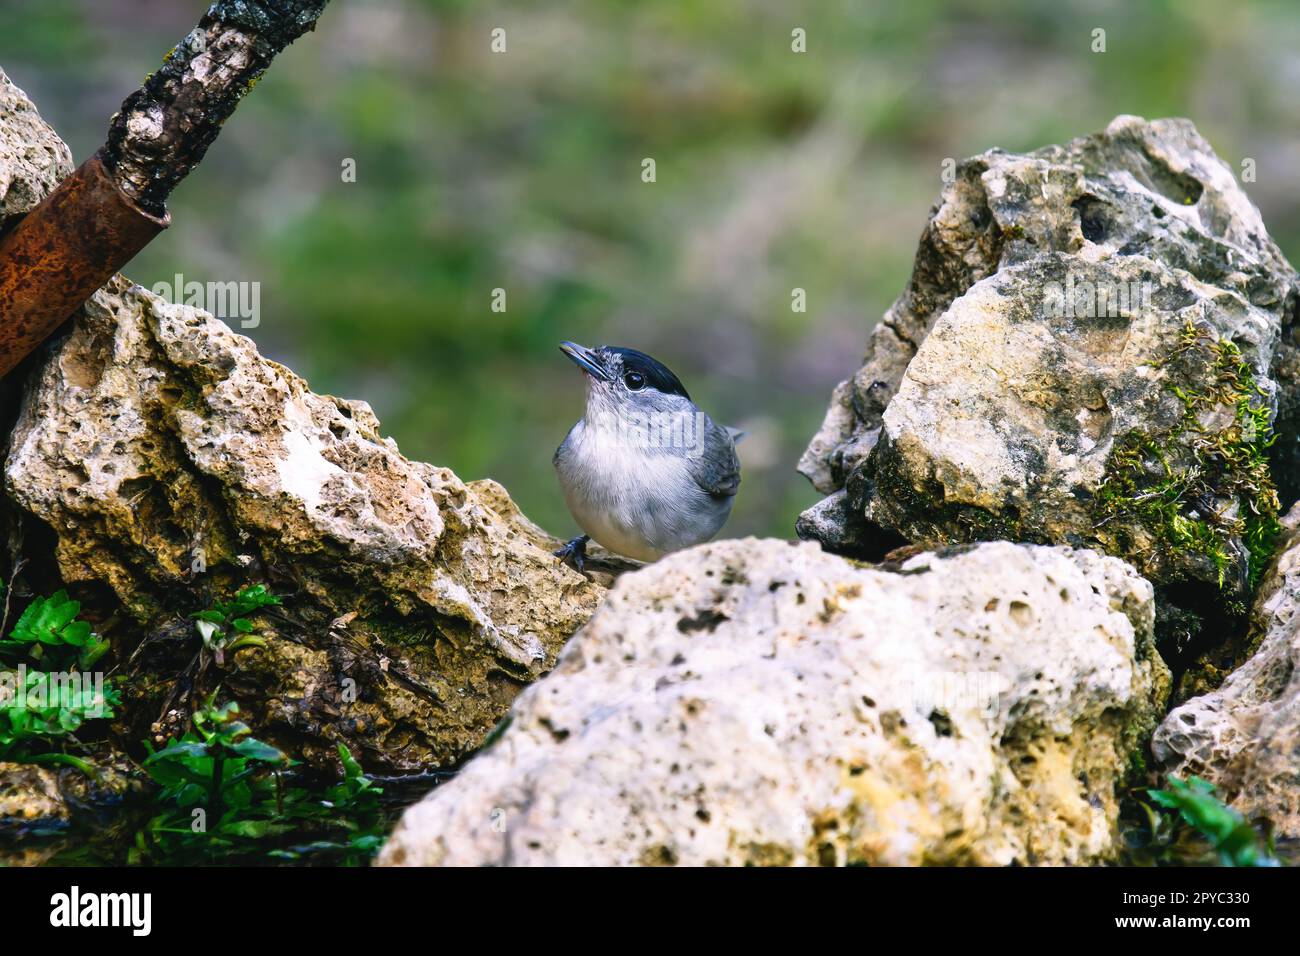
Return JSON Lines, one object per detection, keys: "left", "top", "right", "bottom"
{"left": 554, "top": 534, "right": 590, "bottom": 573}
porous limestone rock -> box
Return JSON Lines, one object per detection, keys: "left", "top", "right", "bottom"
{"left": 1152, "top": 505, "right": 1300, "bottom": 835}
{"left": 0, "top": 68, "right": 73, "bottom": 233}
{"left": 799, "top": 116, "right": 1299, "bottom": 596}
{"left": 2, "top": 277, "right": 611, "bottom": 773}
{"left": 379, "top": 538, "right": 1169, "bottom": 866}
{"left": 0, "top": 70, "right": 612, "bottom": 774}
{"left": 868, "top": 250, "right": 1279, "bottom": 596}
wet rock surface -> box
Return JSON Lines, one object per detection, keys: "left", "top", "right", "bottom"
{"left": 0, "top": 758, "right": 139, "bottom": 866}
{"left": 380, "top": 539, "right": 1168, "bottom": 866}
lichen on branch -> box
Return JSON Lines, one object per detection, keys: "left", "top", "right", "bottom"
{"left": 102, "top": 0, "right": 330, "bottom": 216}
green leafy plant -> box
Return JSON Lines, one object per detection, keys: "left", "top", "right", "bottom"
{"left": 1145, "top": 775, "right": 1278, "bottom": 867}
{"left": 0, "top": 580, "right": 117, "bottom": 773}
{"left": 0, "top": 588, "right": 110, "bottom": 670}
{"left": 190, "top": 584, "right": 281, "bottom": 664}
{"left": 0, "top": 668, "right": 119, "bottom": 773}
{"left": 266, "top": 744, "right": 387, "bottom": 863}
{"left": 132, "top": 693, "right": 384, "bottom": 865}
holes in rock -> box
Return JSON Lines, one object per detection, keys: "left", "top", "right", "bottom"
{"left": 676, "top": 609, "right": 729, "bottom": 634}
{"left": 1008, "top": 600, "right": 1033, "bottom": 626}
{"left": 1072, "top": 196, "right": 1109, "bottom": 243}
{"left": 1139, "top": 154, "right": 1204, "bottom": 207}
{"left": 969, "top": 199, "right": 993, "bottom": 232}
{"left": 879, "top": 710, "right": 907, "bottom": 735}
{"left": 720, "top": 566, "right": 748, "bottom": 586}
{"left": 928, "top": 709, "right": 955, "bottom": 737}
{"left": 641, "top": 845, "right": 678, "bottom": 866}
{"left": 538, "top": 717, "right": 570, "bottom": 743}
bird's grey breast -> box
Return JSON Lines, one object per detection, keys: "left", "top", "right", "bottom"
{"left": 554, "top": 413, "right": 736, "bottom": 560}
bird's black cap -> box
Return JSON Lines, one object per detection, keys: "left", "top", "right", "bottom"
{"left": 602, "top": 346, "right": 691, "bottom": 400}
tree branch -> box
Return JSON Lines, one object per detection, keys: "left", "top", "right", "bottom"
{"left": 0, "top": 1, "right": 332, "bottom": 378}
{"left": 103, "top": 0, "right": 330, "bottom": 215}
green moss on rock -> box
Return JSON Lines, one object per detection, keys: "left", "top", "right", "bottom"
{"left": 1097, "top": 318, "right": 1280, "bottom": 595}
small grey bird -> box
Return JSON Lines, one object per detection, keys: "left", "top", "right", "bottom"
{"left": 553, "top": 342, "right": 741, "bottom": 569}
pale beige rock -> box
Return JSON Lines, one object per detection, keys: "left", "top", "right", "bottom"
{"left": 865, "top": 249, "right": 1278, "bottom": 595}
{"left": 0, "top": 763, "right": 64, "bottom": 826}
{"left": 0, "top": 68, "right": 73, "bottom": 230}
{"left": 379, "top": 538, "right": 1169, "bottom": 866}
{"left": 798, "top": 116, "right": 1300, "bottom": 579}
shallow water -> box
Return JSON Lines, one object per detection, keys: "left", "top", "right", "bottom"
{"left": 1, "top": 768, "right": 457, "bottom": 867}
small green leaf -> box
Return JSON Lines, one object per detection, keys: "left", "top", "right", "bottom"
{"left": 228, "top": 738, "right": 287, "bottom": 763}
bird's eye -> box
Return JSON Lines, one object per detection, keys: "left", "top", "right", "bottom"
{"left": 624, "top": 371, "right": 645, "bottom": 390}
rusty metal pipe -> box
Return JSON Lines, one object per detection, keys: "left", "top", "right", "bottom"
{"left": 0, "top": 2, "right": 332, "bottom": 380}
{"left": 0, "top": 151, "right": 168, "bottom": 378}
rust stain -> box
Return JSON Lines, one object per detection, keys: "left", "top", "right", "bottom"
{"left": 0, "top": 151, "right": 168, "bottom": 378}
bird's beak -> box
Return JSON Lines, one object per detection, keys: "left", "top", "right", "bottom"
{"left": 559, "top": 341, "right": 613, "bottom": 382}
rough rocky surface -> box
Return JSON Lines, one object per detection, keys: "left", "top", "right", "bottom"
{"left": 2, "top": 277, "right": 615, "bottom": 773}
{"left": 799, "top": 116, "right": 1299, "bottom": 600}
{"left": 0, "top": 758, "right": 138, "bottom": 866}
{"left": 869, "top": 250, "right": 1279, "bottom": 597}
{"left": 0, "top": 764, "right": 68, "bottom": 867}
{"left": 0, "top": 763, "right": 64, "bottom": 827}
{"left": 1152, "top": 504, "right": 1300, "bottom": 836}
{"left": 0, "top": 69, "right": 73, "bottom": 234}
{"left": 379, "top": 538, "right": 1169, "bottom": 866}
{"left": 0, "top": 70, "right": 615, "bottom": 774}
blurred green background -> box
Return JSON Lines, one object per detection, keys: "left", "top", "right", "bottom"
{"left": 2, "top": 0, "right": 1298, "bottom": 540}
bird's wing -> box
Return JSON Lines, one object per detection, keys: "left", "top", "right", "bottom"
{"left": 688, "top": 418, "right": 741, "bottom": 498}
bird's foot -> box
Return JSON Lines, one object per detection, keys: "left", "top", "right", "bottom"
{"left": 554, "top": 534, "right": 590, "bottom": 573}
